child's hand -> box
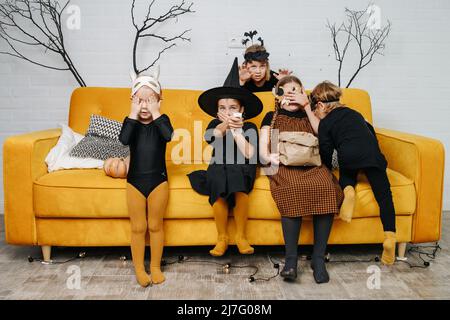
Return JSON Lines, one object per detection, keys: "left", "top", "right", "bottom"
{"left": 228, "top": 115, "right": 244, "bottom": 129}
{"left": 147, "top": 99, "right": 161, "bottom": 117}
{"left": 284, "top": 87, "right": 309, "bottom": 108}
{"left": 274, "top": 69, "right": 293, "bottom": 80}
{"left": 217, "top": 111, "right": 231, "bottom": 127}
{"left": 239, "top": 63, "right": 252, "bottom": 84}
{"left": 130, "top": 95, "right": 140, "bottom": 119}
{"left": 269, "top": 153, "right": 280, "bottom": 165}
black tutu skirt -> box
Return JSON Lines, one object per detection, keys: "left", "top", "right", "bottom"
{"left": 187, "top": 163, "right": 257, "bottom": 208}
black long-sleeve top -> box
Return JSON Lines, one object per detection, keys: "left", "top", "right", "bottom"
{"left": 318, "top": 107, "right": 387, "bottom": 171}
{"left": 204, "top": 118, "right": 259, "bottom": 165}
{"left": 241, "top": 70, "right": 278, "bottom": 92}
{"left": 119, "top": 114, "right": 173, "bottom": 179}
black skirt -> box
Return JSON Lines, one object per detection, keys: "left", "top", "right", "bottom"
{"left": 187, "top": 163, "right": 256, "bottom": 208}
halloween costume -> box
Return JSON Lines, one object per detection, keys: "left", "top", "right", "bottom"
{"left": 188, "top": 57, "right": 262, "bottom": 256}
{"left": 241, "top": 47, "right": 278, "bottom": 92}
{"left": 261, "top": 108, "right": 343, "bottom": 283}
{"left": 119, "top": 68, "right": 174, "bottom": 286}
{"left": 318, "top": 106, "right": 396, "bottom": 264}
{"left": 242, "top": 70, "right": 278, "bottom": 93}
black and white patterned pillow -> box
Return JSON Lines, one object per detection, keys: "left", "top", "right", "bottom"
{"left": 69, "top": 114, "right": 130, "bottom": 160}
{"left": 86, "top": 114, "right": 123, "bottom": 139}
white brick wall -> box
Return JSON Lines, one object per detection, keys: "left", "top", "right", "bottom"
{"left": 1, "top": 0, "right": 449, "bottom": 213}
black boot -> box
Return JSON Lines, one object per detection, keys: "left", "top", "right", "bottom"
{"left": 311, "top": 214, "right": 334, "bottom": 284}
{"left": 280, "top": 217, "right": 302, "bottom": 281}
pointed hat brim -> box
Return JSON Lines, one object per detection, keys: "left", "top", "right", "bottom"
{"left": 197, "top": 86, "right": 263, "bottom": 119}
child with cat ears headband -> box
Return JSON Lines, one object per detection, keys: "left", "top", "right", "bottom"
{"left": 119, "top": 66, "right": 174, "bottom": 287}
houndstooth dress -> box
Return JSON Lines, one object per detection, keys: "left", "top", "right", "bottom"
{"left": 261, "top": 109, "right": 344, "bottom": 217}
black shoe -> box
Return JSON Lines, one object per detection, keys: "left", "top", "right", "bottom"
{"left": 280, "top": 266, "right": 297, "bottom": 281}
{"left": 311, "top": 257, "right": 329, "bottom": 284}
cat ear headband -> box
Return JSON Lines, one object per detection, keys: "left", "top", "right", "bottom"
{"left": 130, "top": 65, "right": 161, "bottom": 97}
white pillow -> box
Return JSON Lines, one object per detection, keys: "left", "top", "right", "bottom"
{"left": 45, "top": 124, "right": 104, "bottom": 172}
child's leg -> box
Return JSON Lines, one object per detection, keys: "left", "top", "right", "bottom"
{"left": 311, "top": 214, "right": 334, "bottom": 284}
{"left": 233, "top": 192, "right": 254, "bottom": 254}
{"left": 280, "top": 217, "right": 302, "bottom": 272}
{"left": 210, "top": 197, "right": 229, "bottom": 257}
{"left": 338, "top": 168, "right": 358, "bottom": 223}
{"left": 126, "top": 183, "right": 151, "bottom": 287}
{"left": 364, "top": 167, "right": 396, "bottom": 265}
{"left": 147, "top": 181, "right": 169, "bottom": 284}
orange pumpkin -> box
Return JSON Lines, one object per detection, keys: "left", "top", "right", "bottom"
{"left": 103, "top": 157, "right": 129, "bottom": 178}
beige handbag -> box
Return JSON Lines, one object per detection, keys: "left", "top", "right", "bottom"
{"left": 278, "top": 131, "right": 322, "bottom": 166}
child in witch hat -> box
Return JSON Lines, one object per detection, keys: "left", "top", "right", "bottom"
{"left": 188, "top": 57, "right": 263, "bottom": 256}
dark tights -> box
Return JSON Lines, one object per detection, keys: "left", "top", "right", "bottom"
{"left": 340, "top": 167, "right": 396, "bottom": 232}
{"left": 281, "top": 214, "right": 334, "bottom": 270}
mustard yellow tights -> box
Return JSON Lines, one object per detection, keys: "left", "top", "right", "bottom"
{"left": 126, "top": 182, "right": 168, "bottom": 287}
{"left": 210, "top": 192, "right": 254, "bottom": 256}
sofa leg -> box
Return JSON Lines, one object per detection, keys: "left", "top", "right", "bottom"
{"left": 41, "top": 245, "right": 52, "bottom": 263}
{"left": 396, "top": 242, "right": 407, "bottom": 261}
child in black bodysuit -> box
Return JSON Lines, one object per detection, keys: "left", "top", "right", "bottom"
{"left": 119, "top": 68, "right": 173, "bottom": 287}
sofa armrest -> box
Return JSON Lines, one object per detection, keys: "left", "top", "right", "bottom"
{"left": 375, "top": 127, "right": 445, "bottom": 243}
{"left": 3, "top": 128, "right": 61, "bottom": 245}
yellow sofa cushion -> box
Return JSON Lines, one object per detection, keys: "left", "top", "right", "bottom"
{"left": 34, "top": 160, "right": 415, "bottom": 219}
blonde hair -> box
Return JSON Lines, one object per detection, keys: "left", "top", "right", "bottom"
{"left": 244, "top": 44, "right": 271, "bottom": 81}
{"left": 310, "top": 81, "right": 342, "bottom": 114}
{"left": 268, "top": 76, "right": 304, "bottom": 150}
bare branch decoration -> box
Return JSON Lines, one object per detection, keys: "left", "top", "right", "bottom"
{"left": 0, "top": 0, "right": 86, "bottom": 86}
{"left": 131, "top": 0, "right": 194, "bottom": 74}
{"left": 327, "top": 4, "right": 391, "bottom": 88}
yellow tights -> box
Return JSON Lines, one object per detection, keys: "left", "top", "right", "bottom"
{"left": 126, "top": 182, "right": 168, "bottom": 287}
{"left": 209, "top": 192, "right": 254, "bottom": 256}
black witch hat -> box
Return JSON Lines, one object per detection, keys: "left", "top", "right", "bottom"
{"left": 198, "top": 57, "right": 263, "bottom": 119}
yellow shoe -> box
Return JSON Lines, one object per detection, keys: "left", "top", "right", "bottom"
{"left": 339, "top": 186, "right": 356, "bottom": 223}
{"left": 210, "top": 235, "right": 229, "bottom": 257}
{"left": 381, "top": 231, "right": 397, "bottom": 265}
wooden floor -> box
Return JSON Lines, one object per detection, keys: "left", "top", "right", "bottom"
{"left": 1, "top": 214, "right": 449, "bottom": 300}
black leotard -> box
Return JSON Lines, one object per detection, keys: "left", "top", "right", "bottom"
{"left": 119, "top": 114, "right": 174, "bottom": 198}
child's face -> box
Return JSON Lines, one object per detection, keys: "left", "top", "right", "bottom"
{"left": 134, "top": 86, "right": 159, "bottom": 120}
{"left": 245, "top": 60, "right": 267, "bottom": 82}
{"left": 217, "top": 98, "right": 243, "bottom": 117}
{"left": 278, "top": 81, "right": 303, "bottom": 112}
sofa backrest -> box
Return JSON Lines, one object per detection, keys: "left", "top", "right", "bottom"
{"left": 69, "top": 87, "right": 373, "bottom": 162}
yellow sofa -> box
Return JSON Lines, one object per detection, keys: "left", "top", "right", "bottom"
{"left": 3, "top": 88, "right": 445, "bottom": 261}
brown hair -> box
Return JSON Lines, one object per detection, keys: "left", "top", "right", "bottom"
{"left": 268, "top": 76, "right": 304, "bottom": 151}
{"left": 310, "top": 81, "right": 342, "bottom": 114}
{"left": 244, "top": 44, "right": 271, "bottom": 82}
